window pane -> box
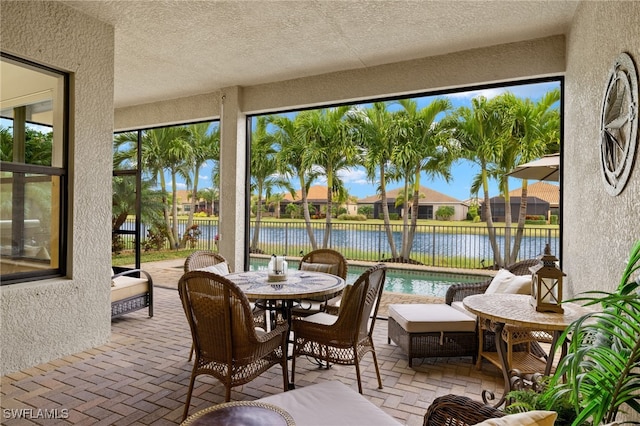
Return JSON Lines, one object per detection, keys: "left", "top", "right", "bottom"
{"left": 0, "top": 172, "right": 60, "bottom": 275}
{"left": 1, "top": 58, "right": 64, "bottom": 167}
{"left": 1, "top": 53, "right": 66, "bottom": 283}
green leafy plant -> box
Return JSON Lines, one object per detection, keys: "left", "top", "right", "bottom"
{"left": 506, "top": 377, "right": 583, "bottom": 425}
{"left": 543, "top": 239, "right": 640, "bottom": 425}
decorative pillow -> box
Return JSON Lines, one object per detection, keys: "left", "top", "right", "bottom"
{"left": 475, "top": 410, "right": 557, "bottom": 426}
{"left": 198, "top": 262, "right": 230, "bottom": 276}
{"left": 300, "top": 261, "right": 339, "bottom": 276}
{"left": 485, "top": 268, "right": 532, "bottom": 295}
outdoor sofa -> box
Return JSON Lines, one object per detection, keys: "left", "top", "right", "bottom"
{"left": 388, "top": 259, "right": 542, "bottom": 366}
{"left": 110, "top": 266, "right": 153, "bottom": 319}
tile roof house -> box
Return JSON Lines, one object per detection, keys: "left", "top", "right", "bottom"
{"left": 280, "top": 185, "right": 357, "bottom": 217}
{"left": 358, "top": 186, "right": 468, "bottom": 221}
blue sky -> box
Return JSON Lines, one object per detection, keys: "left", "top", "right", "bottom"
{"left": 182, "top": 80, "right": 561, "bottom": 201}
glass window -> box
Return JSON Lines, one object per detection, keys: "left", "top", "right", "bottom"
{"left": 0, "top": 53, "right": 67, "bottom": 284}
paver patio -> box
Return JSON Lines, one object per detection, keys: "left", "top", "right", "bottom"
{"left": 1, "top": 260, "right": 504, "bottom": 425}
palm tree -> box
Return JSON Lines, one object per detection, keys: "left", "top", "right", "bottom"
{"left": 351, "top": 102, "right": 400, "bottom": 259}
{"left": 269, "top": 114, "right": 320, "bottom": 249}
{"left": 392, "top": 98, "right": 454, "bottom": 261}
{"left": 180, "top": 122, "right": 219, "bottom": 247}
{"left": 250, "top": 116, "right": 293, "bottom": 252}
{"left": 298, "top": 106, "right": 358, "bottom": 248}
{"left": 446, "top": 96, "right": 505, "bottom": 266}
{"left": 140, "top": 126, "right": 192, "bottom": 249}
{"left": 495, "top": 90, "right": 560, "bottom": 264}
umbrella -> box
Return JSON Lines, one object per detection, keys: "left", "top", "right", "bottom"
{"left": 507, "top": 153, "right": 560, "bottom": 181}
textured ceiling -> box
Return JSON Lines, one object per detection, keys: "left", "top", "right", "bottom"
{"left": 61, "top": 0, "right": 580, "bottom": 109}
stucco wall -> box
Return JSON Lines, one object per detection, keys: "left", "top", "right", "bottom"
{"left": 563, "top": 1, "right": 640, "bottom": 298}
{"left": 0, "top": 1, "right": 114, "bottom": 374}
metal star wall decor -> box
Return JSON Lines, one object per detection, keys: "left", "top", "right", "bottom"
{"left": 600, "top": 52, "right": 638, "bottom": 196}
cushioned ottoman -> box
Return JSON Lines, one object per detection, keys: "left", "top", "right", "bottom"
{"left": 387, "top": 304, "right": 477, "bottom": 367}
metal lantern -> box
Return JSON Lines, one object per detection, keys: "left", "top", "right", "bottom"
{"left": 529, "top": 244, "right": 565, "bottom": 313}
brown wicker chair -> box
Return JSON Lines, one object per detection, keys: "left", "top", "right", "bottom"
{"left": 178, "top": 271, "right": 289, "bottom": 421}
{"left": 423, "top": 394, "right": 504, "bottom": 425}
{"left": 291, "top": 263, "right": 387, "bottom": 394}
{"left": 291, "top": 248, "right": 348, "bottom": 317}
{"left": 184, "top": 250, "right": 232, "bottom": 273}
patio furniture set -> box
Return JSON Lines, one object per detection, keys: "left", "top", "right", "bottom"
{"left": 111, "top": 250, "right": 571, "bottom": 425}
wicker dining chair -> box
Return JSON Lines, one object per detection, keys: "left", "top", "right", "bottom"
{"left": 178, "top": 271, "right": 289, "bottom": 421}
{"left": 423, "top": 394, "right": 505, "bottom": 425}
{"left": 291, "top": 248, "right": 348, "bottom": 317}
{"left": 184, "top": 250, "right": 232, "bottom": 273}
{"left": 291, "top": 263, "right": 387, "bottom": 394}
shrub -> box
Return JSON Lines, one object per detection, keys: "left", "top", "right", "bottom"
{"left": 549, "top": 215, "right": 558, "bottom": 225}
{"left": 358, "top": 206, "right": 373, "bottom": 218}
{"left": 337, "top": 213, "right": 367, "bottom": 221}
{"left": 435, "top": 205, "right": 455, "bottom": 220}
{"left": 389, "top": 213, "right": 400, "bottom": 220}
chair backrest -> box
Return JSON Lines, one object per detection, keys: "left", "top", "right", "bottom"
{"left": 184, "top": 250, "right": 232, "bottom": 274}
{"left": 506, "top": 258, "right": 539, "bottom": 276}
{"left": 298, "top": 249, "right": 347, "bottom": 279}
{"left": 336, "top": 264, "right": 387, "bottom": 341}
{"left": 178, "top": 271, "right": 260, "bottom": 364}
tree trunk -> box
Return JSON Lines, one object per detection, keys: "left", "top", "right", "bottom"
{"left": 251, "top": 184, "right": 263, "bottom": 251}
{"left": 511, "top": 180, "right": 529, "bottom": 263}
{"left": 300, "top": 176, "right": 317, "bottom": 250}
{"left": 482, "top": 167, "right": 502, "bottom": 267}
{"left": 379, "top": 164, "right": 397, "bottom": 259}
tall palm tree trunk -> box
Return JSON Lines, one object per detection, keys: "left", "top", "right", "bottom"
{"left": 300, "top": 179, "right": 317, "bottom": 250}
{"left": 379, "top": 165, "right": 398, "bottom": 259}
{"left": 511, "top": 180, "right": 529, "bottom": 263}
{"left": 482, "top": 167, "right": 502, "bottom": 267}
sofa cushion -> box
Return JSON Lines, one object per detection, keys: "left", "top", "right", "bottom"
{"left": 111, "top": 276, "right": 149, "bottom": 302}
{"left": 475, "top": 410, "right": 557, "bottom": 425}
{"left": 258, "top": 380, "right": 401, "bottom": 426}
{"left": 450, "top": 301, "right": 477, "bottom": 319}
{"left": 388, "top": 304, "right": 476, "bottom": 333}
{"left": 485, "top": 269, "right": 532, "bottom": 295}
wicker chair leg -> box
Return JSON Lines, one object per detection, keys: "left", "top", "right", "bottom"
{"left": 354, "top": 350, "right": 363, "bottom": 394}
{"left": 291, "top": 347, "right": 297, "bottom": 387}
{"left": 371, "top": 347, "right": 383, "bottom": 390}
{"left": 188, "top": 344, "right": 194, "bottom": 362}
{"left": 182, "top": 365, "right": 198, "bottom": 421}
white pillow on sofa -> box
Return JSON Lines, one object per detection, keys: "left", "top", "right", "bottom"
{"left": 485, "top": 268, "right": 532, "bottom": 295}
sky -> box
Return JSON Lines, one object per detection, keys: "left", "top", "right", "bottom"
{"left": 184, "top": 80, "right": 561, "bottom": 201}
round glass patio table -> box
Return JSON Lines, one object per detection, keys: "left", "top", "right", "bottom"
{"left": 181, "top": 401, "right": 295, "bottom": 426}
{"left": 227, "top": 269, "right": 345, "bottom": 301}
{"left": 463, "top": 293, "right": 593, "bottom": 407}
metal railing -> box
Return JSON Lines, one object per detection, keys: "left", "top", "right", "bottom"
{"left": 116, "top": 219, "right": 559, "bottom": 269}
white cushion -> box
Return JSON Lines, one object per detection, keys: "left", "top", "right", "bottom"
{"left": 197, "top": 262, "right": 230, "bottom": 276}
{"left": 110, "top": 276, "right": 149, "bottom": 302}
{"left": 485, "top": 269, "right": 532, "bottom": 295}
{"left": 301, "top": 312, "right": 338, "bottom": 326}
{"left": 258, "top": 380, "right": 401, "bottom": 426}
{"left": 450, "top": 301, "right": 476, "bottom": 319}
{"left": 475, "top": 410, "right": 557, "bottom": 425}
{"left": 388, "top": 304, "right": 476, "bottom": 333}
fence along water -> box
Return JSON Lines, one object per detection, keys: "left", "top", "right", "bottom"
{"left": 119, "top": 219, "right": 559, "bottom": 269}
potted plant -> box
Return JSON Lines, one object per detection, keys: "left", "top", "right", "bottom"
{"left": 541, "top": 239, "right": 640, "bottom": 425}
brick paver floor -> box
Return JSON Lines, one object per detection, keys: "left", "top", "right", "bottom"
{"left": 1, "top": 260, "right": 504, "bottom": 425}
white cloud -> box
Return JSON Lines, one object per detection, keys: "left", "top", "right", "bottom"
{"left": 338, "top": 167, "right": 369, "bottom": 185}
